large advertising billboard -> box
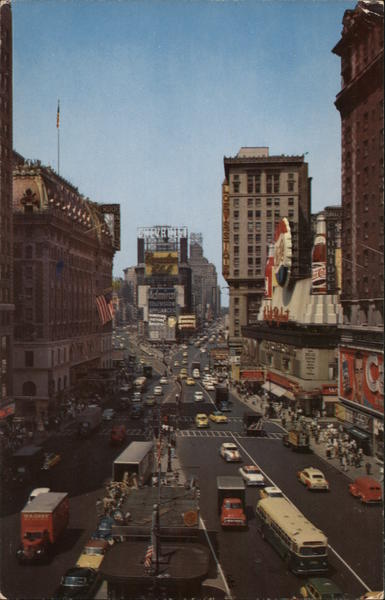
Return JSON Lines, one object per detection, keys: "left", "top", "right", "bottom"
{"left": 145, "top": 251, "right": 178, "bottom": 276}
{"left": 339, "top": 347, "right": 383, "bottom": 415}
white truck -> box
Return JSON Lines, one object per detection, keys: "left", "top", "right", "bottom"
{"left": 77, "top": 405, "right": 102, "bottom": 438}
{"left": 112, "top": 441, "right": 154, "bottom": 486}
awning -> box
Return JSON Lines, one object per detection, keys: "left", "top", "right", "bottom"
{"left": 271, "top": 385, "right": 295, "bottom": 401}
{"left": 270, "top": 384, "right": 286, "bottom": 398}
{"left": 261, "top": 382, "right": 271, "bottom": 391}
{"left": 350, "top": 427, "right": 371, "bottom": 440}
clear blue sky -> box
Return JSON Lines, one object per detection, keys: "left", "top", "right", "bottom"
{"left": 12, "top": 0, "right": 353, "bottom": 303}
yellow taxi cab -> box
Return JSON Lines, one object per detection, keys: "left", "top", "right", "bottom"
{"left": 186, "top": 377, "right": 195, "bottom": 386}
{"left": 195, "top": 413, "right": 209, "bottom": 428}
{"left": 179, "top": 370, "right": 187, "bottom": 380}
{"left": 76, "top": 539, "right": 110, "bottom": 570}
{"left": 42, "top": 452, "right": 61, "bottom": 470}
{"left": 209, "top": 411, "right": 228, "bottom": 424}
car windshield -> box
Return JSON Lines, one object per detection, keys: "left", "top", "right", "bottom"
{"left": 84, "top": 547, "right": 104, "bottom": 555}
{"left": 62, "top": 576, "right": 87, "bottom": 587}
{"left": 24, "top": 531, "right": 42, "bottom": 540}
{"left": 299, "top": 545, "right": 327, "bottom": 556}
{"left": 224, "top": 501, "right": 241, "bottom": 509}
{"left": 312, "top": 474, "right": 323, "bottom": 479}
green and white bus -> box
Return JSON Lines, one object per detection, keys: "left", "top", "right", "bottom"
{"left": 255, "top": 497, "right": 328, "bottom": 575}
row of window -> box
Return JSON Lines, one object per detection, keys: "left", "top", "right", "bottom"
{"left": 232, "top": 197, "right": 296, "bottom": 208}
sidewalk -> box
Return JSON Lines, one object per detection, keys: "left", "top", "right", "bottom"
{"left": 231, "top": 388, "right": 383, "bottom": 486}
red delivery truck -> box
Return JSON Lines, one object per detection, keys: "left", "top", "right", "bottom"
{"left": 17, "top": 492, "right": 69, "bottom": 563}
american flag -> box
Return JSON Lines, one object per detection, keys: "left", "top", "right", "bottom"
{"left": 144, "top": 544, "right": 153, "bottom": 569}
{"left": 96, "top": 293, "right": 114, "bottom": 325}
{"left": 56, "top": 100, "right": 60, "bottom": 129}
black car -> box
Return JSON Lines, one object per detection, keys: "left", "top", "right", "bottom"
{"left": 54, "top": 567, "right": 99, "bottom": 599}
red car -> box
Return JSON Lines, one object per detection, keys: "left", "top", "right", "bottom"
{"left": 349, "top": 476, "right": 382, "bottom": 504}
{"left": 110, "top": 425, "right": 126, "bottom": 445}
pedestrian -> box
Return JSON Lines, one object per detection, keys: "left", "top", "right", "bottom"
{"left": 341, "top": 454, "right": 348, "bottom": 472}
{"left": 365, "top": 462, "right": 372, "bottom": 476}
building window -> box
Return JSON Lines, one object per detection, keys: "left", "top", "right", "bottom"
{"left": 288, "top": 197, "right": 294, "bottom": 206}
{"left": 248, "top": 257, "right": 253, "bottom": 265}
{"left": 248, "top": 222, "right": 253, "bottom": 232}
{"left": 266, "top": 198, "right": 272, "bottom": 206}
{"left": 233, "top": 210, "right": 239, "bottom": 219}
{"left": 25, "top": 351, "right": 34, "bottom": 367}
{"left": 234, "top": 234, "right": 239, "bottom": 243}
{"left": 233, "top": 198, "right": 239, "bottom": 207}
{"left": 234, "top": 258, "right": 239, "bottom": 267}
{"left": 248, "top": 246, "right": 253, "bottom": 254}
{"left": 288, "top": 210, "right": 294, "bottom": 218}
{"left": 248, "top": 210, "right": 253, "bottom": 218}
{"left": 234, "top": 297, "right": 239, "bottom": 305}
{"left": 234, "top": 246, "right": 239, "bottom": 255}
{"left": 288, "top": 181, "right": 294, "bottom": 192}
{"left": 255, "top": 198, "right": 261, "bottom": 206}
{"left": 255, "top": 234, "right": 261, "bottom": 242}
{"left": 266, "top": 222, "right": 272, "bottom": 232}
{"left": 233, "top": 183, "right": 240, "bottom": 193}
{"left": 248, "top": 198, "right": 253, "bottom": 207}
{"left": 255, "top": 222, "right": 261, "bottom": 232}
{"left": 248, "top": 269, "right": 253, "bottom": 276}
{"left": 274, "top": 210, "right": 280, "bottom": 218}
{"left": 233, "top": 223, "right": 239, "bottom": 231}
{"left": 274, "top": 198, "right": 280, "bottom": 206}
{"left": 267, "top": 210, "right": 272, "bottom": 217}
{"left": 234, "top": 269, "right": 239, "bottom": 277}
{"left": 255, "top": 245, "right": 261, "bottom": 254}
{"left": 255, "top": 210, "right": 261, "bottom": 218}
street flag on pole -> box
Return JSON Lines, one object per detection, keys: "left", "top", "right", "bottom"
{"left": 56, "top": 100, "right": 60, "bottom": 129}
{"left": 96, "top": 292, "right": 114, "bottom": 325}
{"left": 144, "top": 544, "right": 153, "bottom": 569}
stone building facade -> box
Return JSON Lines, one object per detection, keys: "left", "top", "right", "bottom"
{"left": 0, "top": 0, "right": 14, "bottom": 414}
{"left": 12, "top": 156, "right": 120, "bottom": 425}
{"left": 333, "top": 0, "right": 383, "bottom": 457}
{"left": 222, "top": 147, "right": 312, "bottom": 352}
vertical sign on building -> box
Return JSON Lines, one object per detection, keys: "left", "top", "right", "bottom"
{"left": 312, "top": 214, "right": 327, "bottom": 294}
{"left": 222, "top": 182, "right": 230, "bottom": 278}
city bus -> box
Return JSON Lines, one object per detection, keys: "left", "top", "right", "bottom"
{"left": 255, "top": 497, "right": 328, "bottom": 575}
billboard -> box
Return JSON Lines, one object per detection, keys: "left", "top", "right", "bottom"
{"left": 145, "top": 251, "right": 178, "bottom": 276}
{"left": 178, "top": 315, "right": 196, "bottom": 330}
{"left": 222, "top": 183, "right": 230, "bottom": 278}
{"left": 339, "top": 347, "right": 383, "bottom": 415}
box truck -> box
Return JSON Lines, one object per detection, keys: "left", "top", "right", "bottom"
{"left": 112, "top": 441, "right": 154, "bottom": 486}
{"left": 77, "top": 405, "right": 102, "bottom": 437}
{"left": 17, "top": 492, "right": 69, "bottom": 563}
{"left": 217, "top": 476, "right": 247, "bottom": 528}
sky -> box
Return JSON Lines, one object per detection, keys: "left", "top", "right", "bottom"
{"left": 12, "top": 0, "right": 353, "bottom": 304}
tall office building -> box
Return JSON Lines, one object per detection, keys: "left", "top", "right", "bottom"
{"left": 0, "top": 0, "right": 14, "bottom": 412}
{"left": 222, "top": 147, "right": 312, "bottom": 351}
{"left": 189, "top": 233, "right": 220, "bottom": 326}
{"left": 333, "top": 0, "right": 384, "bottom": 457}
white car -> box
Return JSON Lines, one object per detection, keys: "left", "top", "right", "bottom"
{"left": 159, "top": 377, "right": 168, "bottom": 385}
{"left": 192, "top": 370, "right": 200, "bottom": 379}
{"left": 220, "top": 442, "right": 242, "bottom": 462}
{"left": 204, "top": 382, "right": 215, "bottom": 391}
{"left": 239, "top": 465, "right": 265, "bottom": 486}
{"left": 102, "top": 409, "right": 115, "bottom": 421}
{"left": 194, "top": 391, "right": 204, "bottom": 402}
{"left": 259, "top": 486, "right": 284, "bottom": 499}
{"left": 154, "top": 386, "right": 163, "bottom": 396}
{"left": 132, "top": 392, "right": 142, "bottom": 402}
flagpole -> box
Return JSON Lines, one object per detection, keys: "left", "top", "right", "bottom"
{"left": 57, "top": 99, "right": 60, "bottom": 175}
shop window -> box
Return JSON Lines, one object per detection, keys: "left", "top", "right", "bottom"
{"left": 22, "top": 381, "right": 36, "bottom": 396}
{"left": 25, "top": 351, "right": 34, "bottom": 367}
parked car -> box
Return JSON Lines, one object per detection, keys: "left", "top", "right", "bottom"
{"left": 55, "top": 567, "right": 99, "bottom": 599}
{"left": 92, "top": 516, "right": 115, "bottom": 541}
{"left": 41, "top": 452, "right": 61, "bottom": 470}
{"left": 297, "top": 467, "right": 329, "bottom": 491}
{"left": 220, "top": 442, "right": 241, "bottom": 462}
{"left": 349, "top": 476, "right": 382, "bottom": 504}
{"left": 195, "top": 413, "right": 209, "bottom": 428}
{"left": 154, "top": 386, "right": 163, "bottom": 396}
{"left": 160, "top": 377, "right": 168, "bottom": 385}
{"left": 209, "top": 411, "right": 228, "bottom": 424}
{"left": 298, "top": 577, "right": 344, "bottom": 599}
{"left": 239, "top": 465, "right": 265, "bottom": 486}
{"left": 186, "top": 377, "right": 195, "bottom": 386}
{"left": 76, "top": 539, "right": 110, "bottom": 570}
{"left": 194, "top": 391, "right": 204, "bottom": 402}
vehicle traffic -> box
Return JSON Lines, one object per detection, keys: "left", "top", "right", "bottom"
{"left": 239, "top": 465, "right": 265, "bottom": 486}
{"left": 220, "top": 442, "right": 242, "bottom": 462}
{"left": 297, "top": 467, "right": 330, "bottom": 491}
{"left": 217, "top": 476, "right": 247, "bottom": 528}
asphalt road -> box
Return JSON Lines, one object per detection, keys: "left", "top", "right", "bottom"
{"left": 1, "top": 328, "right": 382, "bottom": 600}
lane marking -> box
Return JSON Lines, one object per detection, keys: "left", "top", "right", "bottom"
{"left": 199, "top": 515, "right": 233, "bottom": 600}
{"left": 230, "top": 432, "right": 372, "bottom": 593}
